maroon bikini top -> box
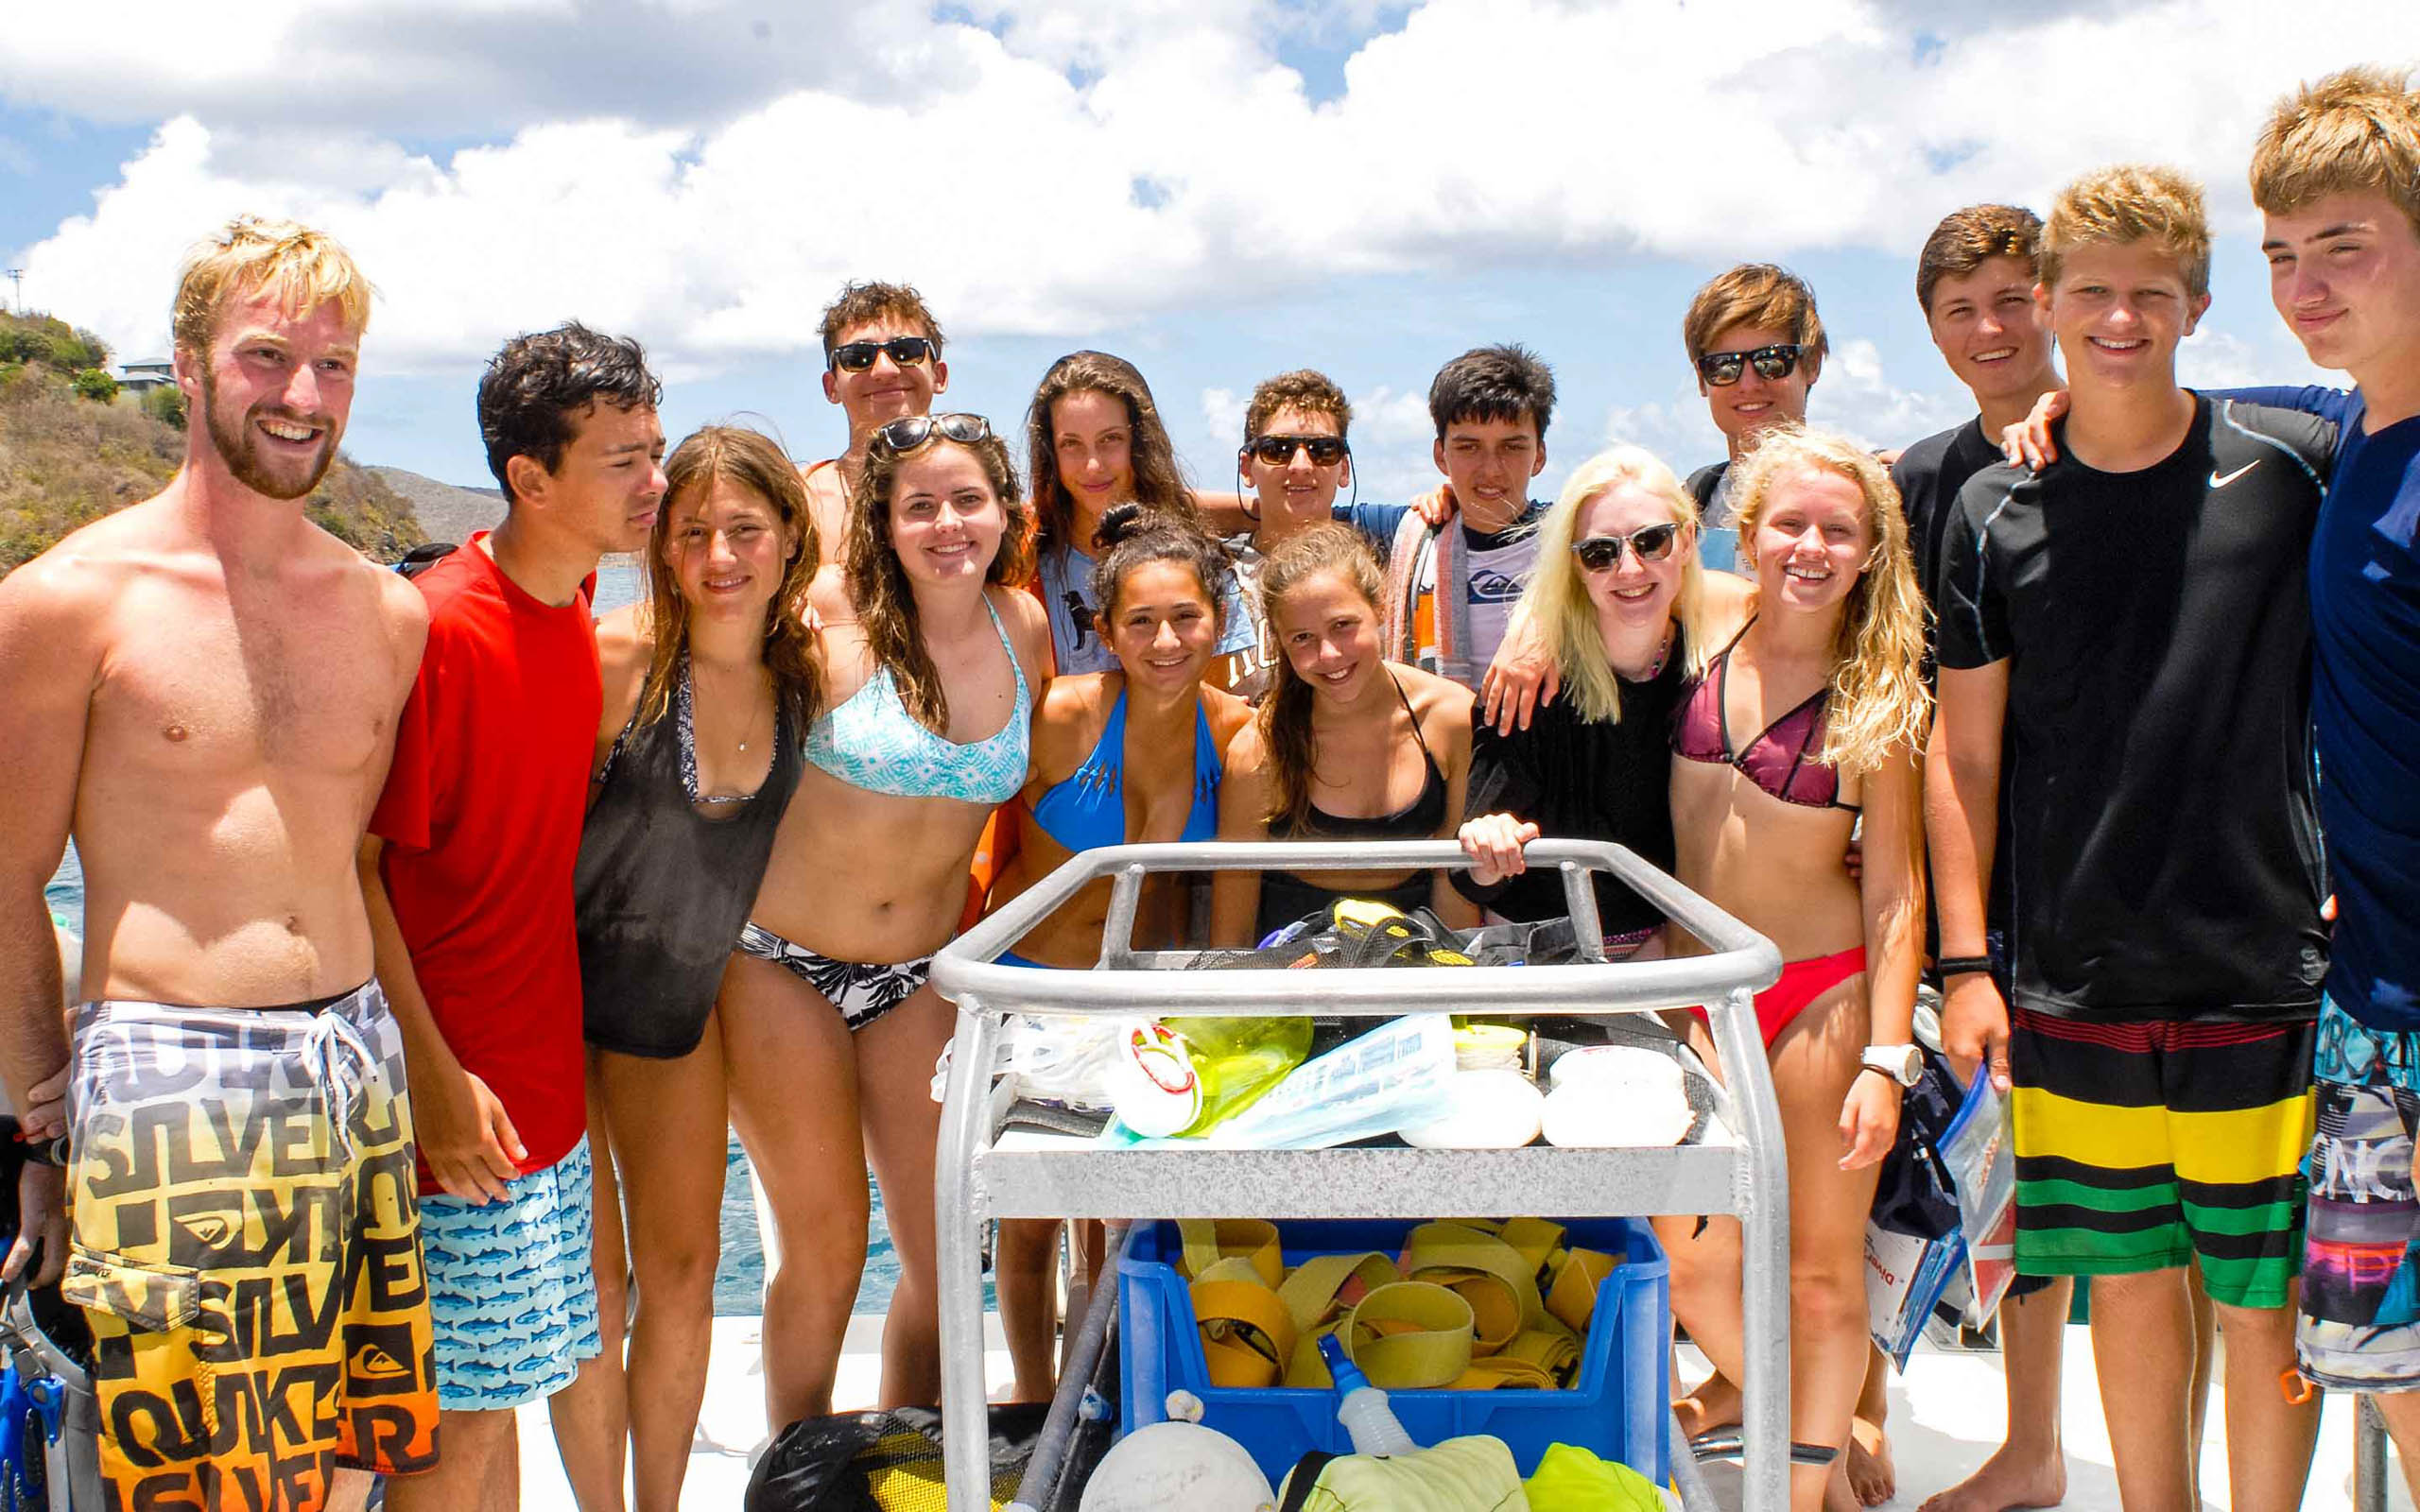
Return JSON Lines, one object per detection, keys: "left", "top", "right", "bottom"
{"left": 1672, "top": 621, "right": 1858, "bottom": 812}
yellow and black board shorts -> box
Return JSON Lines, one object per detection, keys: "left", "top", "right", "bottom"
{"left": 61, "top": 983, "right": 440, "bottom": 1511}
{"left": 2009, "top": 1007, "right": 2315, "bottom": 1309}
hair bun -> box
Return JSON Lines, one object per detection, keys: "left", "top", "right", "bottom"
{"left": 1092, "top": 501, "right": 1149, "bottom": 551}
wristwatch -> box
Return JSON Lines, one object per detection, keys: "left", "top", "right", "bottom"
{"left": 1859, "top": 1043, "right": 1924, "bottom": 1089}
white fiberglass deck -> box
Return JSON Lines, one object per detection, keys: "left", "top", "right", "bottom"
{"left": 516, "top": 1316, "right": 2404, "bottom": 1510}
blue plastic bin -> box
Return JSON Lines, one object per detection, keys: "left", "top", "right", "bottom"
{"left": 1118, "top": 1216, "right": 1669, "bottom": 1486}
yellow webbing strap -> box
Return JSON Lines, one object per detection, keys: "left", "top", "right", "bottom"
{"left": 1402, "top": 1221, "right": 1547, "bottom": 1354}
{"left": 1278, "top": 1251, "right": 1401, "bottom": 1334}
{"left": 1495, "top": 1216, "right": 1566, "bottom": 1274}
{"left": 1343, "top": 1281, "right": 1475, "bottom": 1390}
{"left": 1190, "top": 1257, "right": 1298, "bottom": 1389}
{"left": 1545, "top": 1246, "right": 1617, "bottom": 1335}
{"left": 1179, "top": 1219, "right": 1613, "bottom": 1394}
{"left": 1178, "top": 1218, "right": 1282, "bottom": 1287}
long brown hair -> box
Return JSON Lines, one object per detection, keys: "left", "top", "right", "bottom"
{"left": 1252, "top": 524, "right": 1387, "bottom": 829}
{"left": 639, "top": 425, "right": 823, "bottom": 731}
{"left": 844, "top": 429, "right": 1034, "bottom": 732}
{"left": 1025, "top": 351, "right": 1196, "bottom": 552}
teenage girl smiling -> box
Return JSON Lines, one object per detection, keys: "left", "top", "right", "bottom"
{"left": 726, "top": 413, "right": 1050, "bottom": 1422}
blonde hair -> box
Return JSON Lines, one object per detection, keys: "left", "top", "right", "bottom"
{"left": 171, "top": 215, "right": 372, "bottom": 358}
{"left": 1516, "top": 446, "right": 1714, "bottom": 725}
{"left": 2251, "top": 65, "right": 2420, "bottom": 239}
{"left": 1729, "top": 425, "right": 1930, "bottom": 777}
{"left": 2039, "top": 164, "right": 2212, "bottom": 299}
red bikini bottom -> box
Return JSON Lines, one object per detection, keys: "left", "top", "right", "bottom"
{"left": 1691, "top": 944, "right": 1867, "bottom": 1048}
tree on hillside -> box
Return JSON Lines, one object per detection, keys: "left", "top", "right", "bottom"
{"left": 72, "top": 368, "right": 120, "bottom": 403}
{"left": 142, "top": 384, "right": 186, "bottom": 427}
{"left": 0, "top": 313, "right": 111, "bottom": 375}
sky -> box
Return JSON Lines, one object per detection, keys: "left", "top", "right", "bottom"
{"left": 3, "top": 2, "right": 2413, "bottom": 505}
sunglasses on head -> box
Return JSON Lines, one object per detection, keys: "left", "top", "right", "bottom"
{"left": 830, "top": 335, "right": 937, "bottom": 372}
{"left": 1572, "top": 523, "right": 1683, "bottom": 571}
{"left": 1246, "top": 434, "right": 1349, "bottom": 467}
{"left": 871, "top": 412, "right": 992, "bottom": 455}
{"left": 1695, "top": 343, "right": 1804, "bottom": 387}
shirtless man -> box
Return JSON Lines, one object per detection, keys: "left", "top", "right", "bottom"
{"left": 0, "top": 215, "right": 437, "bottom": 1511}
{"left": 803, "top": 281, "right": 950, "bottom": 558}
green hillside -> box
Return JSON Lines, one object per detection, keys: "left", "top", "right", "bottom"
{"left": 0, "top": 309, "right": 424, "bottom": 574}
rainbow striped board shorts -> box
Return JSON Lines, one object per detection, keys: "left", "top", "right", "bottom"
{"left": 2009, "top": 1007, "right": 2316, "bottom": 1309}
{"left": 60, "top": 983, "right": 439, "bottom": 1511}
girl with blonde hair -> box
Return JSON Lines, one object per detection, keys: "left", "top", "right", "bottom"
{"left": 1456, "top": 444, "right": 1746, "bottom": 950}
{"left": 1660, "top": 422, "right": 1930, "bottom": 1512}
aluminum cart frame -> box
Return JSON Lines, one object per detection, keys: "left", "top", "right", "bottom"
{"left": 933, "top": 839, "right": 1790, "bottom": 1511}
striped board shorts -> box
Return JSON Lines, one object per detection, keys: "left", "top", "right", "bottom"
{"left": 61, "top": 984, "right": 441, "bottom": 1511}
{"left": 418, "top": 1136, "right": 602, "bottom": 1410}
{"left": 2009, "top": 1007, "right": 2316, "bottom": 1309}
{"left": 2299, "top": 997, "right": 2420, "bottom": 1390}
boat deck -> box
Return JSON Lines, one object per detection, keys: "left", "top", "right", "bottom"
{"left": 515, "top": 1315, "right": 2405, "bottom": 1509}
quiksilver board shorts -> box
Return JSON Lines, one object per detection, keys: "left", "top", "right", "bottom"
{"left": 418, "top": 1136, "right": 601, "bottom": 1410}
{"left": 2299, "top": 997, "right": 2420, "bottom": 1389}
{"left": 62, "top": 983, "right": 440, "bottom": 1511}
{"left": 2010, "top": 1006, "right": 2314, "bottom": 1309}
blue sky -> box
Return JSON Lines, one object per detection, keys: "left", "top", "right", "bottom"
{"left": 3, "top": 2, "right": 2409, "bottom": 502}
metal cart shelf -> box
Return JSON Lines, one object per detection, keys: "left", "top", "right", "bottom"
{"left": 931, "top": 838, "right": 1791, "bottom": 1511}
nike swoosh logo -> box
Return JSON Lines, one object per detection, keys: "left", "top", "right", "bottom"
{"left": 2210, "top": 462, "right": 2258, "bottom": 489}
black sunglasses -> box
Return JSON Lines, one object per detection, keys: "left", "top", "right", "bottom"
{"left": 1246, "top": 434, "right": 1349, "bottom": 467}
{"left": 1695, "top": 342, "right": 1803, "bottom": 387}
{"left": 830, "top": 335, "right": 938, "bottom": 372}
{"left": 871, "top": 412, "right": 992, "bottom": 455}
{"left": 1572, "top": 523, "right": 1684, "bottom": 571}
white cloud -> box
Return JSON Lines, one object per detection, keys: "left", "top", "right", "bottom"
{"left": 1600, "top": 384, "right": 1726, "bottom": 474}
{"left": 1200, "top": 386, "right": 1245, "bottom": 441}
{"left": 1340, "top": 384, "right": 1442, "bottom": 504}
{"left": 12, "top": 0, "right": 2414, "bottom": 373}
{"left": 1808, "top": 339, "right": 1974, "bottom": 453}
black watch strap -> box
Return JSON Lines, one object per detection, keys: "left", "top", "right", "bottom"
{"left": 1935, "top": 954, "right": 1996, "bottom": 979}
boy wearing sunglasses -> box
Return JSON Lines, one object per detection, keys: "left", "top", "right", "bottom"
{"left": 806, "top": 280, "right": 949, "bottom": 558}
{"left": 1930, "top": 165, "right": 2335, "bottom": 1512}
{"left": 1682, "top": 265, "right": 1827, "bottom": 565}
{"left": 1227, "top": 369, "right": 1356, "bottom": 698}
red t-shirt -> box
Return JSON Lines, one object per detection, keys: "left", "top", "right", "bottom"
{"left": 372, "top": 536, "right": 599, "bottom": 1178}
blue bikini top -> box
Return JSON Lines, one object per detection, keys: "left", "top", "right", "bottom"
{"left": 804, "top": 595, "right": 1031, "bottom": 805}
{"left": 1028, "top": 687, "right": 1219, "bottom": 852}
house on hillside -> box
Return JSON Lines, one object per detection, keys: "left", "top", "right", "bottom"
{"left": 116, "top": 359, "right": 172, "bottom": 394}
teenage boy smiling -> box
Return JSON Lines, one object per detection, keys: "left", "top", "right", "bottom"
{"left": 2246, "top": 66, "right": 2420, "bottom": 1498}
{"left": 1230, "top": 369, "right": 1356, "bottom": 699}
{"left": 1682, "top": 264, "right": 1827, "bottom": 538}
{"left": 1341, "top": 343, "right": 1557, "bottom": 690}
{"left": 804, "top": 281, "right": 949, "bottom": 561}
{"left": 1930, "top": 165, "right": 2333, "bottom": 1512}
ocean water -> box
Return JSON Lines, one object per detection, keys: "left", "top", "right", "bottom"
{"left": 43, "top": 558, "right": 901, "bottom": 1318}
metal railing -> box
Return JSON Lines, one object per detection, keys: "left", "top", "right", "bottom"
{"left": 929, "top": 838, "right": 1791, "bottom": 1510}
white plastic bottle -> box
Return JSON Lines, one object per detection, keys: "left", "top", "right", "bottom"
{"left": 1318, "top": 1334, "right": 1418, "bottom": 1457}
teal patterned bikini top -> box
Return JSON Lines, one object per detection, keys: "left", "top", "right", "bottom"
{"left": 804, "top": 594, "right": 1031, "bottom": 804}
